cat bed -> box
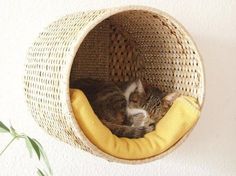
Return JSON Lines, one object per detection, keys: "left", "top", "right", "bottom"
{"left": 24, "top": 6, "right": 205, "bottom": 163}
{"left": 70, "top": 89, "right": 200, "bottom": 160}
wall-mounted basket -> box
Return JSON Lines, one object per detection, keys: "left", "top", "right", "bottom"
{"left": 24, "top": 6, "right": 205, "bottom": 164}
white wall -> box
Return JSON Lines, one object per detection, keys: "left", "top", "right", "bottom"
{"left": 0, "top": 0, "right": 235, "bottom": 175}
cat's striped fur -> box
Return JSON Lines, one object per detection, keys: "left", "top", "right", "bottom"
{"left": 70, "top": 78, "right": 180, "bottom": 138}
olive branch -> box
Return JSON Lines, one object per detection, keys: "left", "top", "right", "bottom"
{"left": 0, "top": 121, "right": 52, "bottom": 176}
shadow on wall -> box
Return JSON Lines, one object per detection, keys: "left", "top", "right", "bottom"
{"left": 164, "top": 35, "right": 236, "bottom": 174}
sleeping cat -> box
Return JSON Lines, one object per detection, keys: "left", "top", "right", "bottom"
{"left": 70, "top": 78, "right": 180, "bottom": 138}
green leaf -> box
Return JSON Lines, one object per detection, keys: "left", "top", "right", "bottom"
{"left": 9, "top": 125, "right": 17, "bottom": 137}
{"left": 0, "top": 121, "right": 10, "bottom": 133}
{"left": 27, "top": 137, "right": 41, "bottom": 160}
{"left": 25, "top": 137, "right": 33, "bottom": 158}
{"left": 37, "top": 168, "right": 46, "bottom": 176}
{"left": 33, "top": 139, "right": 52, "bottom": 175}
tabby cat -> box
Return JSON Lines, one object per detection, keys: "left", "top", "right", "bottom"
{"left": 70, "top": 78, "right": 180, "bottom": 138}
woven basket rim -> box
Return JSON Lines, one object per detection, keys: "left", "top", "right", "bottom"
{"left": 62, "top": 5, "right": 205, "bottom": 164}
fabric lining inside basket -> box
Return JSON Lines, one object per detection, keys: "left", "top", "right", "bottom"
{"left": 70, "top": 88, "right": 200, "bottom": 160}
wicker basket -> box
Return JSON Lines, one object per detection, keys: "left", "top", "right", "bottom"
{"left": 24, "top": 6, "right": 205, "bottom": 164}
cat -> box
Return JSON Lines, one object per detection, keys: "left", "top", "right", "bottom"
{"left": 70, "top": 78, "right": 180, "bottom": 138}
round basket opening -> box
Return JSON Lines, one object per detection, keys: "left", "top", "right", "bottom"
{"left": 24, "top": 6, "right": 205, "bottom": 164}
{"left": 70, "top": 9, "right": 204, "bottom": 105}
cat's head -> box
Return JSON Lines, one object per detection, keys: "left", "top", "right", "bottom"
{"left": 123, "top": 79, "right": 146, "bottom": 109}
{"left": 124, "top": 79, "right": 180, "bottom": 127}
{"left": 124, "top": 79, "right": 164, "bottom": 108}
{"left": 126, "top": 80, "right": 168, "bottom": 120}
{"left": 144, "top": 88, "right": 181, "bottom": 121}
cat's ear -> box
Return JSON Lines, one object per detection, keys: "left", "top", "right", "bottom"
{"left": 124, "top": 81, "right": 139, "bottom": 101}
{"left": 142, "top": 80, "right": 149, "bottom": 90}
{"left": 136, "top": 79, "right": 145, "bottom": 93}
{"left": 162, "top": 92, "right": 181, "bottom": 108}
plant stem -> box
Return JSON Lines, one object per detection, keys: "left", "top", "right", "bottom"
{"left": 0, "top": 136, "right": 17, "bottom": 156}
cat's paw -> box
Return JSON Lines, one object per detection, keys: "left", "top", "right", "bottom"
{"left": 132, "top": 123, "right": 155, "bottom": 138}
{"left": 131, "top": 113, "right": 146, "bottom": 127}
{"left": 127, "top": 108, "right": 148, "bottom": 119}
{"left": 145, "top": 123, "right": 155, "bottom": 133}
{"left": 132, "top": 126, "right": 147, "bottom": 138}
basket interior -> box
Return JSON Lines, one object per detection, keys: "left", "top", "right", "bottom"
{"left": 70, "top": 10, "right": 204, "bottom": 104}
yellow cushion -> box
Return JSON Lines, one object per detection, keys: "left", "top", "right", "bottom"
{"left": 70, "top": 89, "right": 200, "bottom": 160}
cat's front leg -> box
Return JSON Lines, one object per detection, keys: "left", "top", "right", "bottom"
{"left": 101, "top": 119, "right": 154, "bottom": 138}
{"left": 130, "top": 113, "right": 155, "bottom": 128}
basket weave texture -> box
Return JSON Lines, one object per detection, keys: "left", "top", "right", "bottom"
{"left": 24, "top": 6, "right": 204, "bottom": 163}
